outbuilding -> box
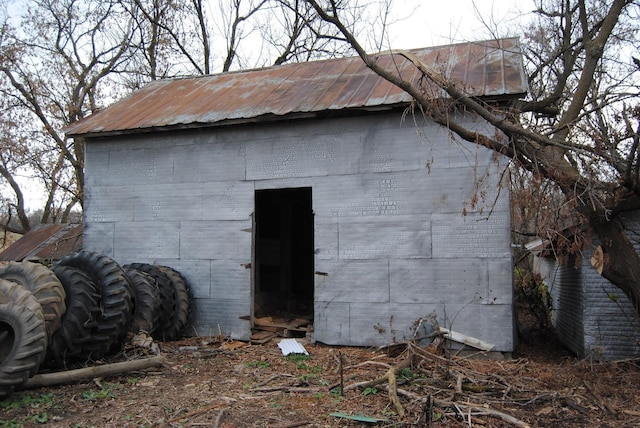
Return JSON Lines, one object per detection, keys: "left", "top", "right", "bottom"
{"left": 66, "top": 39, "right": 527, "bottom": 351}
{"left": 531, "top": 213, "right": 640, "bottom": 360}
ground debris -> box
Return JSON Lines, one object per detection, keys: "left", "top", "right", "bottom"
{"left": 1, "top": 335, "right": 639, "bottom": 427}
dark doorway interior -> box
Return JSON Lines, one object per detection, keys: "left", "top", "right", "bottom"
{"left": 254, "top": 187, "right": 314, "bottom": 322}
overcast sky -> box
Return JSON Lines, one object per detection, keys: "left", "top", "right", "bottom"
{"left": 385, "top": 0, "right": 536, "bottom": 49}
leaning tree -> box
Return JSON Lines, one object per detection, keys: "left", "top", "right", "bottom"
{"left": 306, "top": 0, "right": 640, "bottom": 315}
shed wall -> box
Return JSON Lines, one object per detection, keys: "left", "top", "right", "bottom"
{"left": 83, "top": 112, "right": 515, "bottom": 350}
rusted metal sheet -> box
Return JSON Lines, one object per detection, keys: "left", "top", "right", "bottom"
{"left": 35, "top": 224, "right": 83, "bottom": 261}
{"left": 0, "top": 224, "right": 83, "bottom": 262}
{"left": 66, "top": 38, "right": 526, "bottom": 137}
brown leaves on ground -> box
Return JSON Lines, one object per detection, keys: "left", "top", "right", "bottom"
{"left": 2, "top": 335, "right": 640, "bottom": 427}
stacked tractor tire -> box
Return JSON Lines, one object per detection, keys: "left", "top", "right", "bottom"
{"left": 0, "top": 250, "right": 192, "bottom": 398}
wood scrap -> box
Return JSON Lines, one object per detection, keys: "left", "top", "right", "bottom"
{"left": 21, "top": 356, "right": 166, "bottom": 389}
{"left": 253, "top": 316, "right": 311, "bottom": 338}
{"left": 251, "top": 330, "right": 277, "bottom": 344}
{"left": 439, "top": 327, "right": 495, "bottom": 351}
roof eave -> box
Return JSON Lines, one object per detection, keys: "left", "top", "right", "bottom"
{"left": 66, "top": 103, "right": 410, "bottom": 139}
{"left": 67, "top": 92, "right": 526, "bottom": 140}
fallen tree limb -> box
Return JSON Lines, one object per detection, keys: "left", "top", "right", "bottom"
{"left": 21, "top": 356, "right": 167, "bottom": 389}
{"left": 343, "top": 357, "right": 410, "bottom": 392}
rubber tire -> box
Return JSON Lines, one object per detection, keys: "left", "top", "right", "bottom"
{"left": 124, "top": 267, "right": 161, "bottom": 335}
{"left": 124, "top": 263, "right": 175, "bottom": 341}
{"left": 158, "top": 266, "right": 192, "bottom": 340}
{"left": 0, "top": 261, "right": 66, "bottom": 340}
{"left": 0, "top": 279, "right": 47, "bottom": 398}
{"left": 58, "top": 251, "right": 133, "bottom": 358}
{"left": 47, "top": 265, "right": 101, "bottom": 364}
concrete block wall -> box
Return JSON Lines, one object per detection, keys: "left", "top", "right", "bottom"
{"left": 536, "top": 245, "right": 640, "bottom": 360}
{"left": 83, "top": 112, "right": 514, "bottom": 350}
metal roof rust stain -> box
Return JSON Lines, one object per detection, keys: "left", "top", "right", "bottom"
{"left": 0, "top": 224, "right": 83, "bottom": 262}
{"left": 65, "top": 38, "right": 527, "bottom": 138}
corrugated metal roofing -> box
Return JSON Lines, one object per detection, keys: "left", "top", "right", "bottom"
{"left": 65, "top": 38, "right": 527, "bottom": 138}
{"left": 277, "top": 338, "right": 309, "bottom": 355}
{"left": 0, "top": 224, "right": 83, "bottom": 262}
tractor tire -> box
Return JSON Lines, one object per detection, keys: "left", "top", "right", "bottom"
{"left": 158, "top": 266, "right": 192, "bottom": 340}
{"left": 124, "top": 267, "right": 161, "bottom": 335}
{"left": 0, "top": 279, "right": 47, "bottom": 398}
{"left": 47, "top": 265, "right": 101, "bottom": 363}
{"left": 58, "top": 251, "right": 133, "bottom": 358}
{"left": 124, "top": 263, "right": 175, "bottom": 341}
{"left": 0, "top": 261, "right": 66, "bottom": 340}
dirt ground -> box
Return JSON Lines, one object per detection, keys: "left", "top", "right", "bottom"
{"left": 2, "top": 332, "right": 640, "bottom": 428}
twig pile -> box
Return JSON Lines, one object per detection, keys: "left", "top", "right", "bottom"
{"left": 246, "top": 340, "right": 640, "bottom": 427}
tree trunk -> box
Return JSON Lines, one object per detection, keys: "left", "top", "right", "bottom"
{"left": 588, "top": 210, "right": 640, "bottom": 317}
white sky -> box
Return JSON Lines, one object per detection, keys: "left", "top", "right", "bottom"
{"left": 385, "top": 0, "right": 535, "bottom": 49}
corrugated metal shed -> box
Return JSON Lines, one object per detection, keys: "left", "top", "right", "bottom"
{"left": 66, "top": 38, "right": 526, "bottom": 138}
{"left": 0, "top": 224, "right": 83, "bottom": 262}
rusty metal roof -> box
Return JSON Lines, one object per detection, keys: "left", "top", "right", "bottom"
{"left": 66, "top": 38, "right": 526, "bottom": 138}
{"left": 0, "top": 224, "right": 83, "bottom": 262}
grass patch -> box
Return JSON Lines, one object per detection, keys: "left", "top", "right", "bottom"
{"left": 0, "top": 393, "right": 55, "bottom": 410}
{"left": 244, "top": 360, "right": 270, "bottom": 369}
{"left": 82, "top": 383, "right": 118, "bottom": 402}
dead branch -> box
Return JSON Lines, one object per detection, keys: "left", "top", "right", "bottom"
{"left": 21, "top": 356, "right": 166, "bottom": 389}
{"left": 455, "top": 373, "right": 463, "bottom": 395}
{"left": 343, "top": 375, "right": 389, "bottom": 392}
{"left": 213, "top": 409, "right": 225, "bottom": 428}
{"left": 386, "top": 367, "right": 405, "bottom": 417}
{"left": 343, "top": 357, "right": 411, "bottom": 392}
{"left": 583, "top": 379, "right": 616, "bottom": 414}
{"left": 254, "top": 373, "right": 296, "bottom": 387}
{"left": 251, "top": 386, "right": 322, "bottom": 394}
{"left": 169, "top": 403, "right": 225, "bottom": 423}
{"left": 392, "top": 386, "right": 531, "bottom": 428}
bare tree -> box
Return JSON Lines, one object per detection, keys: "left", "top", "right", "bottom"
{"left": 124, "top": 0, "right": 375, "bottom": 77}
{"left": 264, "top": 0, "right": 369, "bottom": 65}
{"left": 0, "top": 0, "right": 135, "bottom": 233}
{"left": 0, "top": 0, "right": 383, "bottom": 236}
{"left": 306, "top": 0, "right": 640, "bottom": 314}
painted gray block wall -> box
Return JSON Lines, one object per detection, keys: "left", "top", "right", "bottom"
{"left": 83, "top": 112, "right": 514, "bottom": 350}
{"left": 535, "top": 248, "right": 640, "bottom": 360}
{"left": 534, "top": 256, "right": 584, "bottom": 355}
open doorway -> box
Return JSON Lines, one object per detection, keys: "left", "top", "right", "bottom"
{"left": 254, "top": 187, "right": 314, "bottom": 335}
